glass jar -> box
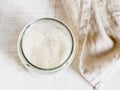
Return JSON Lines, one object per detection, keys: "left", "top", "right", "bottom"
{"left": 17, "top": 18, "right": 76, "bottom": 76}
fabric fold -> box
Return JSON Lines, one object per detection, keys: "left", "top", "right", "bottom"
{"left": 62, "top": 0, "right": 120, "bottom": 89}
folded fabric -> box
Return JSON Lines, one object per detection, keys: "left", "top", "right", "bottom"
{"left": 62, "top": 0, "right": 120, "bottom": 90}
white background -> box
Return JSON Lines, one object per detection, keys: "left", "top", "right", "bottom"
{"left": 0, "top": 0, "right": 120, "bottom": 90}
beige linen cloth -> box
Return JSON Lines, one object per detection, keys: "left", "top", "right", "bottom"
{"left": 62, "top": 0, "right": 120, "bottom": 89}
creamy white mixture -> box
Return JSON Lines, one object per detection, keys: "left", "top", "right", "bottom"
{"left": 22, "top": 20, "right": 72, "bottom": 69}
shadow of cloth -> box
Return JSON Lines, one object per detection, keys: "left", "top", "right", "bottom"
{"left": 0, "top": 15, "right": 27, "bottom": 70}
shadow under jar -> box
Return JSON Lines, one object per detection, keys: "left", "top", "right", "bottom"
{"left": 17, "top": 18, "right": 76, "bottom": 77}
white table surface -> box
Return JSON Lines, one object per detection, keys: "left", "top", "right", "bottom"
{"left": 0, "top": 0, "right": 120, "bottom": 90}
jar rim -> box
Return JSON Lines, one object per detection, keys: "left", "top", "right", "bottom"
{"left": 18, "top": 18, "right": 75, "bottom": 71}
